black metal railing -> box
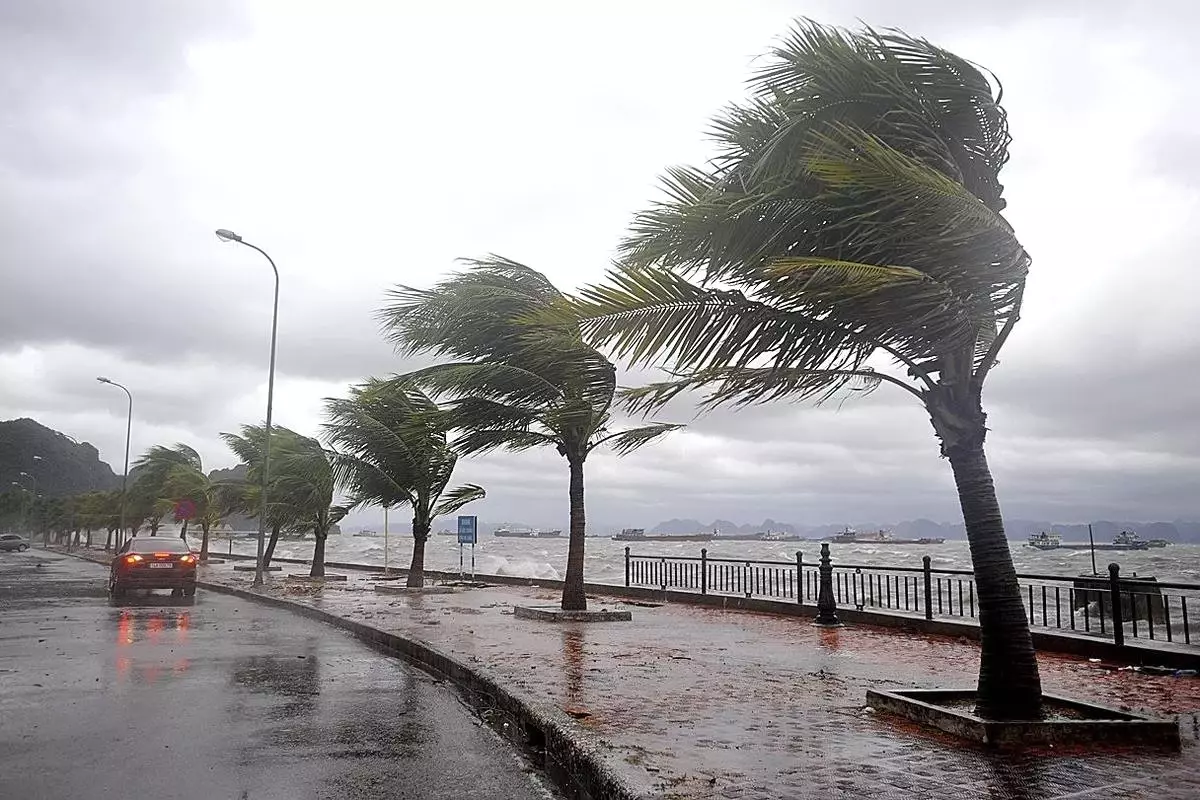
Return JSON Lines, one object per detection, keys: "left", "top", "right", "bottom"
{"left": 624, "top": 546, "right": 1200, "bottom": 649}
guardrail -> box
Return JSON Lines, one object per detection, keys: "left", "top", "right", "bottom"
{"left": 624, "top": 546, "right": 1200, "bottom": 649}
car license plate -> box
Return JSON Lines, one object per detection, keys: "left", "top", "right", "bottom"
{"left": 148, "top": 562, "right": 174, "bottom": 569}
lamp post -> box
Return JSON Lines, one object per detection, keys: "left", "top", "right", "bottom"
{"left": 96, "top": 377, "right": 133, "bottom": 550}
{"left": 215, "top": 228, "right": 279, "bottom": 588}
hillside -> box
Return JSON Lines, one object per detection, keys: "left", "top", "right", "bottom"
{"left": 0, "top": 418, "right": 119, "bottom": 496}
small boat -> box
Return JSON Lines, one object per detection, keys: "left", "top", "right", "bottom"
{"left": 353, "top": 529, "right": 381, "bottom": 538}
{"left": 612, "top": 528, "right": 714, "bottom": 542}
{"left": 1147, "top": 538, "right": 1171, "bottom": 548}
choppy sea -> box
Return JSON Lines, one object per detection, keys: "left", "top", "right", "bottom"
{"left": 217, "top": 533, "right": 1200, "bottom": 586}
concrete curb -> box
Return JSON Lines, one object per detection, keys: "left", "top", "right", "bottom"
{"left": 194, "top": 577, "right": 653, "bottom": 800}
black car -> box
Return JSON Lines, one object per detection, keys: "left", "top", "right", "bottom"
{"left": 109, "top": 537, "right": 197, "bottom": 598}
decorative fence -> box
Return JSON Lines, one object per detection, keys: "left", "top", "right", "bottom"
{"left": 624, "top": 546, "right": 1200, "bottom": 649}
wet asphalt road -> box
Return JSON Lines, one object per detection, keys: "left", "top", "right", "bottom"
{"left": 0, "top": 550, "right": 557, "bottom": 800}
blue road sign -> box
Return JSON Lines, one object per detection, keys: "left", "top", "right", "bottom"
{"left": 457, "top": 515, "right": 478, "bottom": 544}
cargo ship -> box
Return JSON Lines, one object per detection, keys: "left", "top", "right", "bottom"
{"left": 1026, "top": 530, "right": 1149, "bottom": 551}
{"left": 612, "top": 528, "right": 714, "bottom": 542}
{"left": 828, "top": 527, "right": 945, "bottom": 545}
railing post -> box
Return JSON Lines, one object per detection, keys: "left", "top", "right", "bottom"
{"left": 1109, "top": 562, "right": 1125, "bottom": 647}
{"left": 700, "top": 548, "right": 708, "bottom": 595}
{"left": 922, "top": 555, "right": 934, "bottom": 621}
{"left": 815, "top": 543, "right": 840, "bottom": 626}
{"left": 624, "top": 547, "right": 630, "bottom": 588}
{"left": 796, "top": 551, "right": 803, "bottom": 606}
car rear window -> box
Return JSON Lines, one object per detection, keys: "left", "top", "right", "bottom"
{"left": 128, "top": 538, "right": 191, "bottom": 554}
{"left": 1, "top": 534, "right": 19, "bottom": 540}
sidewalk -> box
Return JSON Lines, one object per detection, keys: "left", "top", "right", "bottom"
{"left": 68, "top": 548, "right": 1200, "bottom": 798}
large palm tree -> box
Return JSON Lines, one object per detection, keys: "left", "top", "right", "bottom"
{"left": 379, "top": 257, "right": 682, "bottom": 611}
{"left": 324, "top": 379, "right": 486, "bottom": 588}
{"left": 564, "top": 22, "right": 1039, "bottom": 718}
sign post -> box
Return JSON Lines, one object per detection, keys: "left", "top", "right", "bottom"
{"left": 457, "top": 515, "right": 477, "bottom": 580}
{"left": 383, "top": 505, "right": 390, "bottom": 575}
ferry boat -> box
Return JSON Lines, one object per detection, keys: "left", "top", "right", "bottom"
{"left": 1027, "top": 531, "right": 1062, "bottom": 550}
{"left": 612, "top": 528, "right": 714, "bottom": 542}
{"left": 493, "top": 526, "right": 562, "bottom": 538}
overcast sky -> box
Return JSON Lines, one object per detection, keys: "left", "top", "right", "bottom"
{"left": 3, "top": 0, "right": 1198, "bottom": 530}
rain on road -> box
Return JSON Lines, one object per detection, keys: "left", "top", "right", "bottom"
{"left": 0, "top": 550, "right": 557, "bottom": 800}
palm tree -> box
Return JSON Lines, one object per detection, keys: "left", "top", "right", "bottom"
{"left": 220, "top": 425, "right": 303, "bottom": 568}
{"left": 379, "top": 257, "right": 682, "bottom": 611}
{"left": 266, "top": 432, "right": 348, "bottom": 578}
{"left": 222, "top": 424, "right": 346, "bottom": 576}
{"left": 324, "top": 379, "right": 486, "bottom": 588}
{"left": 133, "top": 444, "right": 207, "bottom": 541}
{"left": 563, "top": 21, "right": 1039, "bottom": 719}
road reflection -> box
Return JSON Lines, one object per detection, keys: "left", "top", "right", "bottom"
{"left": 562, "top": 627, "right": 586, "bottom": 713}
{"left": 114, "top": 608, "right": 193, "bottom": 685}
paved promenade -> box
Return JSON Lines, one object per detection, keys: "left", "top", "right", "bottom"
{"left": 62, "top": 549, "right": 1200, "bottom": 798}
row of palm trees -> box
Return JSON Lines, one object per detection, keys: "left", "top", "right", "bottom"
{"left": 35, "top": 21, "right": 1041, "bottom": 719}
{"left": 370, "top": 21, "right": 1043, "bottom": 719}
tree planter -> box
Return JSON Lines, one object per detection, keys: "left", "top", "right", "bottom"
{"left": 514, "top": 605, "right": 632, "bottom": 622}
{"left": 233, "top": 565, "right": 281, "bottom": 572}
{"left": 287, "top": 573, "right": 348, "bottom": 582}
{"left": 866, "top": 688, "right": 1180, "bottom": 750}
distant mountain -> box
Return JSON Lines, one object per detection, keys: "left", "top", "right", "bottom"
{"left": 651, "top": 518, "right": 706, "bottom": 534}
{"left": 0, "top": 418, "right": 119, "bottom": 496}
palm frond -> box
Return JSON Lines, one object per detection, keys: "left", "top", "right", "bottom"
{"left": 431, "top": 484, "right": 486, "bottom": 518}
{"left": 591, "top": 423, "right": 685, "bottom": 456}
{"left": 452, "top": 428, "right": 560, "bottom": 457}
{"left": 620, "top": 365, "right": 901, "bottom": 416}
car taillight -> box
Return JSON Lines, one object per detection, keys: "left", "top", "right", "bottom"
{"left": 179, "top": 554, "right": 195, "bottom": 564}
{"left": 153, "top": 552, "right": 171, "bottom": 558}
{"left": 124, "top": 554, "right": 143, "bottom": 564}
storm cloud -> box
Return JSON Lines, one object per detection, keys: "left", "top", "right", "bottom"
{"left": 2, "top": 0, "right": 1199, "bottom": 531}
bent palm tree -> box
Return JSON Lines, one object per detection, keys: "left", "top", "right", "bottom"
{"left": 379, "top": 257, "right": 682, "bottom": 611}
{"left": 324, "top": 379, "right": 485, "bottom": 588}
{"left": 565, "top": 21, "right": 1038, "bottom": 718}
{"left": 266, "top": 433, "right": 349, "bottom": 578}
{"left": 220, "top": 425, "right": 305, "bottom": 568}
{"left": 133, "top": 444, "right": 206, "bottom": 541}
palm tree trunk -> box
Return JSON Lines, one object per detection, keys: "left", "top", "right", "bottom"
{"left": 408, "top": 515, "right": 430, "bottom": 588}
{"left": 180, "top": 519, "right": 189, "bottom": 541}
{"left": 948, "top": 441, "right": 1042, "bottom": 719}
{"left": 310, "top": 531, "right": 327, "bottom": 578}
{"left": 86, "top": 527, "right": 92, "bottom": 548}
{"left": 263, "top": 523, "right": 282, "bottom": 567}
{"left": 561, "top": 457, "right": 587, "bottom": 611}
{"left": 200, "top": 522, "right": 211, "bottom": 561}
{"left": 105, "top": 527, "right": 113, "bottom": 551}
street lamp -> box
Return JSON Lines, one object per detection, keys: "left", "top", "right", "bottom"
{"left": 97, "top": 377, "right": 133, "bottom": 550}
{"left": 215, "top": 227, "right": 279, "bottom": 588}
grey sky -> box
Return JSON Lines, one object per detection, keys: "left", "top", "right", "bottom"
{"left": 2, "top": 1, "right": 1198, "bottom": 530}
